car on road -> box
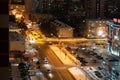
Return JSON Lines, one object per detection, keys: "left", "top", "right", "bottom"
{"left": 47, "top": 69, "right": 51, "bottom": 73}
{"left": 95, "top": 55, "right": 103, "bottom": 59}
{"left": 89, "top": 51, "right": 97, "bottom": 55}
{"left": 18, "top": 62, "right": 27, "bottom": 70}
{"left": 81, "top": 63, "right": 86, "bottom": 66}
{"left": 94, "top": 71, "right": 103, "bottom": 78}
{"left": 92, "top": 59, "right": 97, "bottom": 63}
{"left": 42, "top": 56, "right": 47, "bottom": 60}
{"left": 76, "top": 56, "right": 85, "bottom": 60}
{"left": 42, "top": 56, "right": 49, "bottom": 64}
{"left": 44, "top": 60, "right": 49, "bottom": 64}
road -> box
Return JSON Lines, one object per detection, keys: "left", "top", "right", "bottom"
{"left": 25, "top": 29, "right": 106, "bottom": 80}
{"left": 33, "top": 43, "right": 75, "bottom": 80}
{"left": 26, "top": 29, "right": 75, "bottom": 80}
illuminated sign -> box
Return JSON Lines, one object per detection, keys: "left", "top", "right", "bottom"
{"left": 113, "top": 18, "right": 120, "bottom": 24}
{"left": 113, "top": 18, "right": 117, "bottom": 22}
{"left": 118, "top": 19, "right": 120, "bottom": 23}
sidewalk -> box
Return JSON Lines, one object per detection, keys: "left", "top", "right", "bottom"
{"left": 49, "top": 45, "right": 91, "bottom": 80}
{"left": 50, "top": 45, "right": 75, "bottom": 66}
{"left": 68, "top": 67, "right": 89, "bottom": 80}
{"left": 61, "top": 47, "right": 80, "bottom": 64}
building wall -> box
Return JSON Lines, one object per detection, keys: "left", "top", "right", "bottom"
{"left": 57, "top": 27, "right": 73, "bottom": 38}
{"left": 9, "top": 31, "right": 25, "bottom": 52}
{"left": 108, "top": 20, "right": 120, "bottom": 57}
{"left": 10, "top": 41, "right": 25, "bottom": 52}
{"left": 85, "top": 0, "right": 105, "bottom": 19}
{"left": 110, "top": 25, "right": 120, "bottom": 56}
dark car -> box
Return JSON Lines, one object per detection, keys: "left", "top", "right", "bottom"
{"left": 46, "top": 69, "right": 51, "bottom": 73}
{"left": 81, "top": 63, "right": 86, "bottom": 66}
{"left": 92, "top": 59, "right": 97, "bottom": 63}
{"left": 96, "top": 55, "right": 103, "bottom": 59}
{"left": 76, "top": 56, "right": 85, "bottom": 60}
{"left": 18, "top": 62, "right": 26, "bottom": 69}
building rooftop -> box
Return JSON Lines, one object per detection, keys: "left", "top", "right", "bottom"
{"left": 51, "top": 20, "right": 72, "bottom": 28}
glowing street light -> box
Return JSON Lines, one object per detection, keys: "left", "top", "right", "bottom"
{"left": 11, "top": 9, "right": 17, "bottom": 15}
{"left": 101, "top": 34, "right": 106, "bottom": 38}
{"left": 28, "top": 38, "right": 35, "bottom": 43}
{"left": 28, "top": 23, "right": 32, "bottom": 26}
{"left": 15, "top": 14, "right": 23, "bottom": 19}
{"left": 97, "top": 30, "right": 103, "bottom": 36}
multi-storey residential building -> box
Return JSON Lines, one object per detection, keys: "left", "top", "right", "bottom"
{"left": 85, "top": 0, "right": 105, "bottom": 19}
{"left": 86, "top": 19, "right": 110, "bottom": 39}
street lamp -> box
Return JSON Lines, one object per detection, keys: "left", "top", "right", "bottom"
{"left": 11, "top": 9, "right": 17, "bottom": 15}
{"left": 97, "top": 30, "right": 103, "bottom": 36}
{"left": 15, "top": 14, "right": 23, "bottom": 19}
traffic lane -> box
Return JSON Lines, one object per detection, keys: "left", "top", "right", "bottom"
{"left": 34, "top": 44, "right": 75, "bottom": 80}
{"left": 27, "top": 30, "right": 44, "bottom": 41}
{"left": 45, "top": 47, "right": 75, "bottom": 80}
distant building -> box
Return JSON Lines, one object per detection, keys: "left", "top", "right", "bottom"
{"left": 28, "top": 13, "right": 54, "bottom": 22}
{"left": 85, "top": 0, "right": 105, "bottom": 19}
{"left": 25, "top": 0, "right": 55, "bottom": 14}
{"left": 50, "top": 20, "right": 74, "bottom": 38}
{"left": 25, "top": 0, "right": 39, "bottom": 13}
{"left": 85, "top": 0, "right": 120, "bottom": 19}
{"left": 86, "top": 19, "right": 110, "bottom": 39}
{"left": 104, "top": 0, "right": 120, "bottom": 18}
